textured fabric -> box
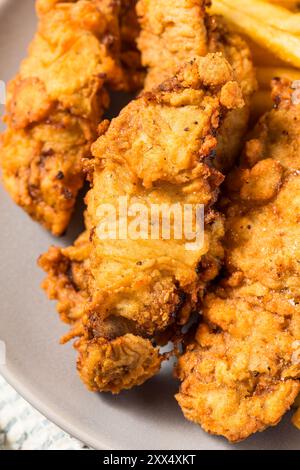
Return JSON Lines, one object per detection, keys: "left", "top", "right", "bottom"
{"left": 0, "top": 375, "right": 87, "bottom": 450}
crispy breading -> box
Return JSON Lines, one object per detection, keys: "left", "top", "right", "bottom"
{"left": 137, "top": 0, "right": 208, "bottom": 89}
{"left": 176, "top": 79, "right": 300, "bottom": 442}
{"left": 0, "top": 0, "right": 139, "bottom": 235}
{"left": 39, "top": 53, "right": 244, "bottom": 393}
{"left": 137, "top": 0, "right": 255, "bottom": 96}
{"left": 76, "top": 334, "right": 163, "bottom": 393}
{"left": 36, "top": 0, "right": 77, "bottom": 15}
{"left": 137, "top": 0, "right": 257, "bottom": 171}
{"left": 36, "top": 1, "right": 144, "bottom": 89}
{"left": 39, "top": 230, "right": 92, "bottom": 323}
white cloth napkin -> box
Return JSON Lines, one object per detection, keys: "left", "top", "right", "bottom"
{"left": 0, "top": 375, "right": 87, "bottom": 450}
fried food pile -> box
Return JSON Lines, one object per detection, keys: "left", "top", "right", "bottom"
{"left": 40, "top": 53, "right": 244, "bottom": 393}
{"left": 176, "top": 80, "right": 300, "bottom": 442}
{"left": 2, "top": 0, "right": 300, "bottom": 444}
{"left": 0, "top": 0, "right": 141, "bottom": 235}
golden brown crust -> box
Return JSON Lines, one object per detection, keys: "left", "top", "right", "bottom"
{"left": 136, "top": 1, "right": 256, "bottom": 172}
{"left": 40, "top": 54, "right": 243, "bottom": 393}
{"left": 137, "top": 0, "right": 208, "bottom": 90}
{"left": 76, "top": 334, "right": 162, "bottom": 393}
{"left": 176, "top": 80, "right": 300, "bottom": 442}
{"left": 39, "top": 230, "right": 91, "bottom": 323}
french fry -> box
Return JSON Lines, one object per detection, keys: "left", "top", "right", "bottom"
{"left": 210, "top": 0, "right": 300, "bottom": 67}
{"left": 221, "top": 0, "right": 300, "bottom": 35}
{"left": 257, "top": 66, "right": 300, "bottom": 88}
{"left": 250, "top": 90, "right": 273, "bottom": 122}
{"left": 247, "top": 39, "right": 289, "bottom": 67}
{"left": 266, "top": 0, "right": 300, "bottom": 11}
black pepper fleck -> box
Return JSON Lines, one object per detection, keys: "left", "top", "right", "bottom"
{"left": 56, "top": 171, "right": 64, "bottom": 180}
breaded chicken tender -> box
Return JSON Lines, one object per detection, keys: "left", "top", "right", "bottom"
{"left": 137, "top": 0, "right": 257, "bottom": 170}
{"left": 0, "top": 0, "right": 138, "bottom": 235}
{"left": 176, "top": 80, "right": 300, "bottom": 442}
{"left": 40, "top": 53, "right": 244, "bottom": 393}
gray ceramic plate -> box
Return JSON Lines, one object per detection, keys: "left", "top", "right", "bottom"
{"left": 0, "top": 0, "right": 299, "bottom": 450}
